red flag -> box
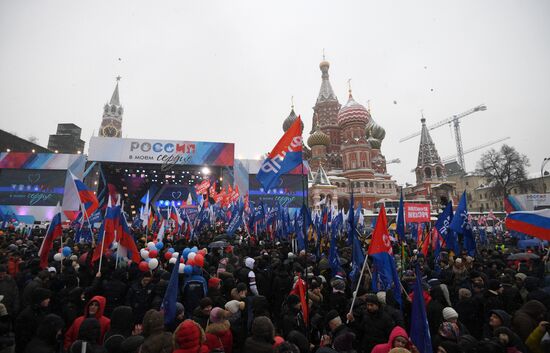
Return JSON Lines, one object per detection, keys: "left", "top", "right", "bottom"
{"left": 38, "top": 208, "right": 63, "bottom": 269}
{"left": 290, "top": 276, "right": 309, "bottom": 325}
{"left": 368, "top": 205, "right": 392, "bottom": 255}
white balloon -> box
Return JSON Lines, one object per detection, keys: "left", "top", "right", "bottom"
{"left": 53, "top": 253, "right": 63, "bottom": 261}
{"left": 110, "top": 241, "right": 118, "bottom": 250}
{"left": 178, "top": 263, "right": 185, "bottom": 273}
{"left": 148, "top": 258, "right": 159, "bottom": 270}
{"left": 147, "top": 242, "right": 156, "bottom": 250}
{"left": 169, "top": 257, "right": 177, "bottom": 264}
{"left": 140, "top": 249, "right": 149, "bottom": 260}
{"left": 188, "top": 252, "right": 196, "bottom": 261}
{"left": 172, "top": 252, "right": 179, "bottom": 258}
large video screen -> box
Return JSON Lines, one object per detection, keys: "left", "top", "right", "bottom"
{"left": 248, "top": 174, "right": 305, "bottom": 208}
{"left": 0, "top": 169, "right": 66, "bottom": 206}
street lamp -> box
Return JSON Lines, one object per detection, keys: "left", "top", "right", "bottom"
{"left": 541, "top": 157, "right": 550, "bottom": 193}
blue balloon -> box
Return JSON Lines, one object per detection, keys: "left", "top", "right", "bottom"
{"left": 62, "top": 246, "right": 72, "bottom": 257}
{"left": 155, "top": 241, "right": 164, "bottom": 250}
{"left": 168, "top": 248, "right": 175, "bottom": 253}
{"left": 184, "top": 265, "right": 193, "bottom": 275}
{"left": 191, "top": 246, "right": 198, "bottom": 253}
{"left": 183, "top": 248, "right": 191, "bottom": 261}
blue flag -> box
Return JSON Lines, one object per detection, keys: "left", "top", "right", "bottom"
{"left": 226, "top": 203, "right": 244, "bottom": 235}
{"left": 348, "top": 192, "right": 355, "bottom": 246}
{"left": 350, "top": 229, "right": 365, "bottom": 286}
{"left": 396, "top": 190, "right": 405, "bottom": 241}
{"left": 450, "top": 191, "right": 475, "bottom": 256}
{"left": 161, "top": 252, "right": 182, "bottom": 325}
{"left": 435, "top": 202, "right": 459, "bottom": 254}
{"left": 329, "top": 213, "right": 343, "bottom": 276}
{"left": 410, "top": 263, "right": 432, "bottom": 353}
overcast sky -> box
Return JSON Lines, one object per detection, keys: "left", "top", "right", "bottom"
{"left": 1, "top": 0, "right": 548, "bottom": 185}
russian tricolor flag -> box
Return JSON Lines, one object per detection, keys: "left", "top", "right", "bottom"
{"left": 70, "top": 172, "right": 99, "bottom": 218}
{"left": 38, "top": 204, "right": 63, "bottom": 269}
{"left": 506, "top": 209, "right": 550, "bottom": 241}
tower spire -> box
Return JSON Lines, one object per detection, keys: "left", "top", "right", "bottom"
{"left": 347, "top": 78, "right": 352, "bottom": 98}
{"left": 110, "top": 76, "right": 121, "bottom": 106}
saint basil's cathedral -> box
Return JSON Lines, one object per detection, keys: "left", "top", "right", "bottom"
{"left": 283, "top": 59, "right": 398, "bottom": 210}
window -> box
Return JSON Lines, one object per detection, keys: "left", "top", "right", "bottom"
{"left": 466, "top": 181, "right": 469, "bottom": 186}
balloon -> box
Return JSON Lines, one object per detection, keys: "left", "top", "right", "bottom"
{"left": 148, "top": 250, "right": 158, "bottom": 258}
{"left": 168, "top": 248, "right": 175, "bottom": 253}
{"left": 147, "top": 242, "right": 156, "bottom": 250}
{"left": 199, "top": 248, "right": 208, "bottom": 255}
{"left": 188, "top": 252, "right": 196, "bottom": 261}
{"left": 62, "top": 246, "right": 72, "bottom": 257}
{"left": 140, "top": 249, "right": 149, "bottom": 260}
{"left": 191, "top": 246, "right": 198, "bottom": 253}
{"left": 179, "top": 263, "right": 185, "bottom": 274}
{"left": 184, "top": 264, "right": 193, "bottom": 275}
{"left": 148, "top": 258, "right": 159, "bottom": 270}
{"left": 169, "top": 257, "right": 177, "bottom": 264}
{"left": 180, "top": 257, "right": 185, "bottom": 263}
{"left": 156, "top": 242, "right": 164, "bottom": 250}
{"left": 139, "top": 261, "right": 149, "bottom": 272}
{"left": 172, "top": 252, "right": 179, "bottom": 258}
{"left": 182, "top": 248, "right": 191, "bottom": 260}
{"left": 53, "top": 253, "right": 63, "bottom": 262}
{"left": 187, "top": 257, "right": 195, "bottom": 266}
{"left": 110, "top": 241, "right": 118, "bottom": 250}
{"left": 194, "top": 254, "right": 204, "bottom": 267}
{"left": 164, "top": 252, "right": 173, "bottom": 260}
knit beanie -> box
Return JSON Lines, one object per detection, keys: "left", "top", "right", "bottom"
{"left": 209, "top": 307, "right": 227, "bottom": 324}
{"left": 245, "top": 257, "right": 255, "bottom": 269}
{"left": 442, "top": 307, "right": 459, "bottom": 321}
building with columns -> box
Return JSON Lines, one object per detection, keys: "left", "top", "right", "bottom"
{"left": 284, "top": 59, "right": 398, "bottom": 210}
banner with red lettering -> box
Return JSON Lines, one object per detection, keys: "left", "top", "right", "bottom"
{"left": 405, "top": 203, "right": 431, "bottom": 223}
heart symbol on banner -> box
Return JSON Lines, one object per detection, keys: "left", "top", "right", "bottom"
{"left": 28, "top": 174, "right": 41, "bottom": 183}
{"left": 171, "top": 191, "right": 182, "bottom": 200}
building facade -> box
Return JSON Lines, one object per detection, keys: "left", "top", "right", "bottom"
{"left": 47, "top": 123, "right": 85, "bottom": 154}
{"left": 288, "top": 59, "right": 397, "bottom": 210}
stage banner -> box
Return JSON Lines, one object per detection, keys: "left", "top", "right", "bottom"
{"left": 88, "top": 137, "right": 234, "bottom": 167}
{"left": 405, "top": 203, "right": 431, "bottom": 223}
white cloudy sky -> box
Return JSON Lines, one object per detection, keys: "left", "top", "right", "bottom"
{"left": 1, "top": 0, "right": 548, "bottom": 185}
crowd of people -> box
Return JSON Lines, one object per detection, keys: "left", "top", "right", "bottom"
{"left": 0, "top": 220, "right": 549, "bottom": 353}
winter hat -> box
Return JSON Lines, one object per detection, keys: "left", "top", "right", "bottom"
{"left": 488, "top": 279, "right": 503, "bottom": 291}
{"left": 334, "top": 331, "right": 356, "bottom": 351}
{"left": 325, "top": 310, "right": 340, "bottom": 324}
{"left": 376, "top": 291, "right": 387, "bottom": 304}
{"left": 208, "top": 277, "right": 222, "bottom": 288}
{"left": 365, "top": 293, "right": 381, "bottom": 306}
{"left": 251, "top": 316, "right": 275, "bottom": 342}
{"left": 0, "top": 304, "right": 7, "bottom": 317}
{"left": 209, "top": 307, "right": 227, "bottom": 324}
{"left": 225, "top": 300, "right": 242, "bottom": 314}
{"left": 47, "top": 267, "right": 57, "bottom": 273}
{"left": 515, "top": 273, "right": 527, "bottom": 281}
{"left": 331, "top": 278, "right": 346, "bottom": 291}
{"left": 31, "top": 287, "right": 52, "bottom": 305}
{"left": 442, "top": 307, "right": 459, "bottom": 321}
{"left": 199, "top": 297, "right": 213, "bottom": 309}
{"left": 491, "top": 309, "right": 511, "bottom": 327}
{"left": 245, "top": 257, "right": 255, "bottom": 269}
{"left": 175, "top": 302, "right": 184, "bottom": 316}
{"left": 287, "top": 294, "right": 300, "bottom": 308}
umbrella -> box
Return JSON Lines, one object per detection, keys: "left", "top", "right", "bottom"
{"left": 213, "top": 234, "right": 229, "bottom": 241}
{"left": 507, "top": 252, "right": 540, "bottom": 261}
{"left": 208, "top": 240, "right": 228, "bottom": 249}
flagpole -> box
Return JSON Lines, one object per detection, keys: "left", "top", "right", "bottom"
{"left": 347, "top": 253, "right": 370, "bottom": 323}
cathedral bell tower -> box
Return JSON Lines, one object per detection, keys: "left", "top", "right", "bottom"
{"left": 99, "top": 77, "right": 123, "bottom": 137}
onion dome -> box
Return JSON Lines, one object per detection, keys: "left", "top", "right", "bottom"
{"left": 317, "top": 60, "right": 338, "bottom": 104}
{"left": 337, "top": 94, "right": 370, "bottom": 126}
{"left": 307, "top": 128, "right": 330, "bottom": 147}
{"left": 282, "top": 108, "right": 304, "bottom": 132}
{"left": 366, "top": 118, "right": 386, "bottom": 141}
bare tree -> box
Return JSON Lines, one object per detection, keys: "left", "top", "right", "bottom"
{"left": 27, "top": 135, "right": 39, "bottom": 144}
{"left": 476, "top": 144, "right": 529, "bottom": 196}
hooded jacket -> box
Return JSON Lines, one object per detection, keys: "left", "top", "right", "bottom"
{"left": 512, "top": 300, "right": 547, "bottom": 342}
{"left": 64, "top": 295, "right": 111, "bottom": 351}
{"left": 371, "top": 326, "right": 413, "bottom": 353}
{"left": 104, "top": 306, "right": 134, "bottom": 353}
{"left": 206, "top": 320, "right": 233, "bottom": 353}
{"left": 173, "top": 319, "right": 209, "bottom": 353}
{"left": 24, "top": 314, "right": 64, "bottom": 353}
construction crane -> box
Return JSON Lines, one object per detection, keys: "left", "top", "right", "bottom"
{"left": 386, "top": 158, "right": 401, "bottom": 164}
{"left": 441, "top": 136, "right": 510, "bottom": 163}
{"left": 400, "top": 104, "right": 487, "bottom": 170}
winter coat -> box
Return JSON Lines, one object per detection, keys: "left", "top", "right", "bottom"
{"left": 69, "top": 318, "right": 107, "bottom": 353}
{"left": 526, "top": 325, "right": 546, "bottom": 353}
{"left": 15, "top": 287, "right": 51, "bottom": 353}
{"left": 205, "top": 320, "right": 233, "bottom": 353}
{"left": 0, "top": 274, "right": 19, "bottom": 316}
{"left": 173, "top": 319, "right": 209, "bottom": 353}
{"left": 23, "top": 314, "right": 64, "bottom": 353}
{"left": 243, "top": 316, "right": 275, "bottom": 353}
{"left": 125, "top": 280, "right": 154, "bottom": 324}
{"left": 64, "top": 295, "right": 111, "bottom": 351}
{"left": 95, "top": 272, "right": 128, "bottom": 317}
{"left": 371, "top": 326, "right": 413, "bottom": 353}
{"left": 192, "top": 307, "right": 211, "bottom": 330}
{"left": 140, "top": 309, "right": 173, "bottom": 353}
{"left": 356, "top": 306, "right": 396, "bottom": 353}
{"left": 512, "top": 300, "right": 547, "bottom": 342}
{"left": 243, "top": 336, "right": 274, "bottom": 353}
